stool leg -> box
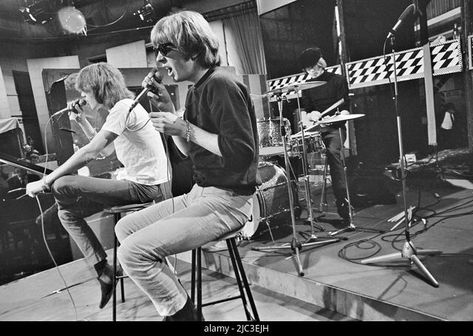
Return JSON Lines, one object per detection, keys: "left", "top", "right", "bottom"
{"left": 191, "top": 249, "right": 196, "bottom": 305}
{"left": 112, "top": 212, "right": 126, "bottom": 321}
{"left": 112, "top": 215, "right": 118, "bottom": 321}
{"left": 196, "top": 247, "right": 202, "bottom": 319}
{"left": 227, "top": 238, "right": 260, "bottom": 321}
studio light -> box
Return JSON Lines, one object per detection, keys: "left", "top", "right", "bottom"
{"left": 58, "top": 6, "right": 87, "bottom": 35}
{"left": 133, "top": 1, "right": 156, "bottom": 24}
{"left": 19, "top": 1, "right": 53, "bottom": 25}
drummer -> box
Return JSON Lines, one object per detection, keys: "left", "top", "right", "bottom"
{"left": 298, "top": 47, "right": 351, "bottom": 224}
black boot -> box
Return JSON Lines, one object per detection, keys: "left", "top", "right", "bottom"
{"left": 96, "top": 262, "right": 116, "bottom": 309}
{"left": 164, "top": 296, "right": 204, "bottom": 321}
{"left": 336, "top": 199, "right": 350, "bottom": 223}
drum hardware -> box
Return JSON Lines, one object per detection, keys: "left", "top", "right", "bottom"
{"left": 359, "top": 33, "right": 441, "bottom": 287}
{"left": 252, "top": 87, "right": 340, "bottom": 277}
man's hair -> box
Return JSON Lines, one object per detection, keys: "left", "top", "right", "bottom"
{"left": 298, "top": 47, "right": 323, "bottom": 70}
{"left": 75, "top": 62, "right": 134, "bottom": 109}
{"left": 150, "top": 10, "right": 221, "bottom": 68}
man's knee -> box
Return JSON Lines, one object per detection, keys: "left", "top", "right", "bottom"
{"left": 51, "top": 175, "right": 80, "bottom": 196}
{"left": 115, "top": 216, "right": 130, "bottom": 243}
{"left": 117, "top": 237, "right": 145, "bottom": 266}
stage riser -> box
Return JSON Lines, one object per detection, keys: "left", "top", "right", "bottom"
{"left": 172, "top": 251, "right": 443, "bottom": 321}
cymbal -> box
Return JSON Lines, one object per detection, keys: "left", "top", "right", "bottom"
{"left": 317, "top": 114, "right": 365, "bottom": 124}
{"left": 291, "top": 130, "right": 320, "bottom": 138}
{"left": 265, "top": 81, "right": 326, "bottom": 95}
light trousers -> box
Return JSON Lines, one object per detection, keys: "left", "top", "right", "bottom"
{"left": 115, "top": 184, "right": 253, "bottom": 316}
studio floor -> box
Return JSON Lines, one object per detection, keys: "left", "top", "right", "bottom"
{"left": 1, "top": 152, "right": 473, "bottom": 323}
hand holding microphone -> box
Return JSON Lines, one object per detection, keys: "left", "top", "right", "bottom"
{"left": 129, "top": 68, "right": 166, "bottom": 112}
{"left": 140, "top": 68, "right": 176, "bottom": 113}
{"left": 52, "top": 98, "right": 87, "bottom": 117}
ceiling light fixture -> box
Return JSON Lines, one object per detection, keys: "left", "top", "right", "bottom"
{"left": 133, "top": 1, "right": 156, "bottom": 24}
{"left": 58, "top": 6, "right": 87, "bottom": 35}
{"left": 19, "top": 1, "right": 54, "bottom": 25}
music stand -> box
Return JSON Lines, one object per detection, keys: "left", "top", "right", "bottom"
{"left": 360, "top": 35, "right": 442, "bottom": 287}
{"left": 252, "top": 88, "right": 340, "bottom": 277}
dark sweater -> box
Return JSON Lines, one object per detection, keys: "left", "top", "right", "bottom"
{"left": 301, "top": 71, "right": 350, "bottom": 131}
{"left": 184, "top": 67, "right": 261, "bottom": 194}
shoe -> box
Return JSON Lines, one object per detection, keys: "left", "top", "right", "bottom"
{"left": 98, "top": 263, "right": 116, "bottom": 309}
{"left": 336, "top": 199, "right": 350, "bottom": 221}
{"left": 163, "top": 296, "right": 204, "bottom": 321}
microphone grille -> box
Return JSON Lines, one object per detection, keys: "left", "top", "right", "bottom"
{"left": 150, "top": 68, "right": 162, "bottom": 83}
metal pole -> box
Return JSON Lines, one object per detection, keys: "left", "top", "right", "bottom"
{"left": 461, "top": 0, "right": 473, "bottom": 151}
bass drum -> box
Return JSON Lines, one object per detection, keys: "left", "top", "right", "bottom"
{"left": 241, "top": 161, "right": 299, "bottom": 240}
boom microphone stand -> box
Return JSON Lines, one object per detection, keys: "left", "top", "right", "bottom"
{"left": 360, "top": 35, "right": 442, "bottom": 287}
{"left": 252, "top": 89, "right": 340, "bottom": 277}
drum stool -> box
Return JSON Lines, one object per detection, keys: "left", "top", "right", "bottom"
{"left": 104, "top": 201, "right": 155, "bottom": 321}
{"left": 191, "top": 230, "right": 259, "bottom": 321}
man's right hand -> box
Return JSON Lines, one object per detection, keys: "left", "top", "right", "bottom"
{"left": 142, "top": 72, "right": 175, "bottom": 113}
{"left": 26, "top": 179, "right": 49, "bottom": 198}
{"left": 308, "top": 111, "right": 322, "bottom": 123}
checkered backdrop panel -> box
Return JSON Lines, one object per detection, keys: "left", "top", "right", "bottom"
{"left": 266, "top": 39, "right": 462, "bottom": 93}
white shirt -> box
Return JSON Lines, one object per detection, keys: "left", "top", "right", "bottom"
{"left": 101, "top": 98, "right": 169, "bottom": 185}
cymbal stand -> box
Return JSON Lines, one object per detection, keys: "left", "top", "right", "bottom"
{"left": 315, "top": 118, "right": 382, "bottom": 236}
{"left": 360, "top": 35, "right": 441, "bottom": 287}
{"left": 252, "top": 91, "right": 341, "bottom": 276}
{"left": 252, "top": 91, "right": 304, "bottom": 275}
{"left": 327, "top": 126, "right": 358, "bottom": 236}
{"left": 292, "top": 86, "right": 340, "bottom": 246}
{"left": 318, "top": 148, "right": 330, "bottom": 213}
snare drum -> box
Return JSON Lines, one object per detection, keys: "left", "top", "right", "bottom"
{"left": 289, "top": 131, "right": 324, "bottom": 157}
{"left": 241, "top": 161, "right": 298, "bottom": 240}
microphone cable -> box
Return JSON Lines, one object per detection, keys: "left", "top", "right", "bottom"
{"left": 147, "top": 99, "right": 180, "bottom": 276}
{"left": 35, "top": 194, "right": 79, "bottom": 320}
{"left": 28, "top": 111, "right": 80, "bottom": 320}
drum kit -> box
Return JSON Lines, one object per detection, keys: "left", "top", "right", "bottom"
{"left": 245, "top": 81, "right": 366, "bottom": 276}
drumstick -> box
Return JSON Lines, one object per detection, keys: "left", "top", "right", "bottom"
{"left": 305, "top": 98, "right": 345, "bottom": 132}
{"left": 311, "top": 98, "right": 345, "bottom": 122}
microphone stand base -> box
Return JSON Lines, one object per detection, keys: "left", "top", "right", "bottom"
{"left": 360, "top": 240, "right": 442, "bottom": 287}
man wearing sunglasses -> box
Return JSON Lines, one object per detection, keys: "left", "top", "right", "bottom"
{"left": 113, "top": 10, "right": 260, "bottom": 321}
{"left": 298, "top": 47, "right": 351, "bottom": 224}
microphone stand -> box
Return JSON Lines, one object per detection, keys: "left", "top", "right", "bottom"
{"left": 360, "top": 35, "right": 442, "bottom": 287}
{"left": 252, "top": 90, "right": 340, "bottom": 277}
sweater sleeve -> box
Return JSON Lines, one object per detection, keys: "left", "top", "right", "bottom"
{"left": 207, "top": 78, "right": 256, "bottom": 171}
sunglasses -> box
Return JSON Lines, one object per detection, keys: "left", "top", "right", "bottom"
{"left": 154, "top": 43, "right": 178, "bottom": 57}
{"left": 304, "top": 63, "right": 323, "bottom": 73}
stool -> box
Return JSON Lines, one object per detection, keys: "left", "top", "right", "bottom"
{"left": 191, "top": 231, "right": 259, "bottom": 321}
{"left": 104, "top": 202, "right": 154, "bottom": 321}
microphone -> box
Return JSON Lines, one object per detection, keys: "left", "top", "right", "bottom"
{"left": 129, "top": 68, "right": 162, "bottom": 112}
{"left": 52, "top": 98, "right": 86, "bottom": 117}
{"left": 386, "top": 4, "right": 417, "bottom": 40}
